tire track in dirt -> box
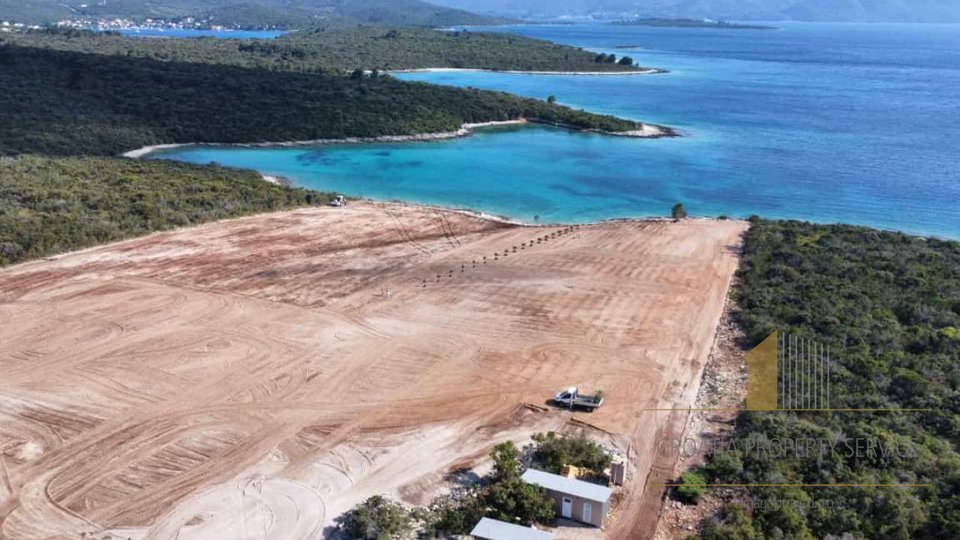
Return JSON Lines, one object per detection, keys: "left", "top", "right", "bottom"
{"left": 0, "top": 203, "right": 745, "bottom": 539}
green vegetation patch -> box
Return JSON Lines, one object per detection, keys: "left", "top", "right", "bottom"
{"left": 697, "top": 220, "right": 960, "bottom": 539}
{"left": 677, "top": 470, "right": 708, "bottom": 504}
{"left": 531, "top": 431, "right": 613, "bottom": 474}
{"left": 0, "top": 156, "right": 333, "bottom": 266}
{"left": 335, "top": 495, "right": 413, "bottom": 540}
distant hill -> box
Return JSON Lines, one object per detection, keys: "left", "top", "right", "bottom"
{"left": 0, "top": 0, "right": 512, "bottom": 27}
{"left": 427, "top": 0, "right": 960, "bottom": 23}
{"left": 5, "top": 26, "right": 646, "bottom": 73}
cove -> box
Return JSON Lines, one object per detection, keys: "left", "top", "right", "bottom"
{"left": 151, "top": 22, "right": 960, "bottom": 237}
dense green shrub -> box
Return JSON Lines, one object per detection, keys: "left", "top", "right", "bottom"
{"left": 698, "top": 505, "right": 763, "bottom": 540}
{"left": 485, "top": 441, "right": 556, "bottom": 526}
{"left": 423, "top": 494, "right": 485, "bottom": 537}
{"left": 531, "top": 432, "right": 613, "bottom": 474}
{"left": 677, "top": 470, "right": 707, "bottom": 504}
{"left": 336, "top": 496, "right": 412, "bottom": 540}
{"left": 485, "top": 475, "right": 556, "bottom": 526}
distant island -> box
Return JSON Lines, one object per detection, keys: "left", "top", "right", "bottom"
{"left": 612, "top": 18, "right": 778, "bottom": 30}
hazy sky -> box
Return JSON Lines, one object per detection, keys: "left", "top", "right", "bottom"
{"left": 428, "top": 0, "right": 960, "bottom": 22}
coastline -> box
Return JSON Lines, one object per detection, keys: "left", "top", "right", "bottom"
{"left": 121, "top": 118, "right": 676, "bottom": 160}
{"left": 357, "top": 198, "right": 743, "bottom": 229}
{"left": 392, "top": 67, "right": 668, "bottom": 76}
{"left": 1, "top": 197, "right": 741, "bottom": 272}
{"left": 121, "top": 120, "right": 528, "bottom": 159}
{"left": 359, "top": 200, "right": 751, "bottom": 233}
{"left": 122, "top": 143, "right": 189, "bottom": 159}
{"left": 260, "top": 174, "right": 293, "bottom": 186}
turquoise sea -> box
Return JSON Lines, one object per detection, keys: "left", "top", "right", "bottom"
{"left": 151, "top": 23, "right": 960, "bottom": 237}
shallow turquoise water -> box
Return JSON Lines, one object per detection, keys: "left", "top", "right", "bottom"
{"left": 153, "top": 23, "right": 960, "bottom": 237}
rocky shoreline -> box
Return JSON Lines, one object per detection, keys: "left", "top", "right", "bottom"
{"left": 392, "top": 67, "right": 669, "bottom": 76}
{"left": 121, "top": 118, "right": 677, "bottom": 159}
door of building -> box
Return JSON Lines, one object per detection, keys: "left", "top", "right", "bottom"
{"left": 561, "top": 497, "right": 573, "bottom": 518}
{"left": 582, "top": 502, "right": 593, "bottom": 524}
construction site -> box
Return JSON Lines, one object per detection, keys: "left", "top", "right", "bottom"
{"left": 0, "top": 202, "right": 746, "bottom": 539}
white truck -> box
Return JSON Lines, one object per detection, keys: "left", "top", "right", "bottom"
{"left": 554, "top": 387, "right": 604, "bottom": 412}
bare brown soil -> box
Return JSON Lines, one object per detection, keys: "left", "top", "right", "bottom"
{"left": 651, "top": 299, "right": 750, "bottom": 540}
{"left": 0, "top": 202, "right": 745, "bottom": 539}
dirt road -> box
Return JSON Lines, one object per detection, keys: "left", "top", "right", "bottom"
{"left": 0, "top": 202, "right": 745, "bottom": 539}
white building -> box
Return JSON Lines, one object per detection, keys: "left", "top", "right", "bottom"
{"left": 470, "top": 518, "right": 554, "bottom": 540}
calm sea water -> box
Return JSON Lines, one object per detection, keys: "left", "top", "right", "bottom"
{"left": 115, "top": 28, "right": 285, "bottom": 39}
{"left": 153, "top": 23, "right": 960, "bottom": 237}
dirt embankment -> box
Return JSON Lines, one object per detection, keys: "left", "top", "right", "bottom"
{"left": 651, "top": 293, "right": 751, "bottom": 540}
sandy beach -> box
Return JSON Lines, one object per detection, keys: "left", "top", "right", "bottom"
{"left": 0, "top": 201, "right": 745, "bottom": 539}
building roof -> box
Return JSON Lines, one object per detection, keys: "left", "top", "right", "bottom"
{"left": 521, "top": 469, "right": 613, "bottom": 503}
{"left": 470, "top": 518, "right": 555, "bottom": 540}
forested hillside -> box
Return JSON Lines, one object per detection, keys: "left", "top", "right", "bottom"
{"left": 0, "top": 42, "right": 646, "bottom": 156}
{"left": 697, "top": 220, "right": 960, "bottom": 539}
{"left": 0, "top": 156, "right": 334, "bottom": 266}
{"left": 4, "top": 27, "right": 642, "bottom": 73}
{"left": 0, "top": 0, "right": 511, "bottom": 28}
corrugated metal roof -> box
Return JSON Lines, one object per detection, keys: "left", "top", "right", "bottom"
{"left": 521, "top": 469, "right": 613, "bottom": 503}
{"left": 470, "top": 518, "right": 555, "bottom": 540}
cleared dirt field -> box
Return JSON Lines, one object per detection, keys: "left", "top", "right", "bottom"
{"left": 0, "top": 202, "right": 745, "bottom": 539}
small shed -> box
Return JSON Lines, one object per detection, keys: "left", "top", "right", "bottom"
{"left": 521, "top": 469, "right": 613, "bottom": 528}
{"left": 470, "top": 518, "right": 555, "bottom": 540}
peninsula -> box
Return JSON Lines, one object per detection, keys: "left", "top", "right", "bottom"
{"left": 612, "top": 18, "right": 778, "bottom": 29}
{"left": 0, "top": 28, "right": 669, "bottom": 157}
